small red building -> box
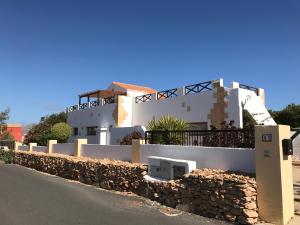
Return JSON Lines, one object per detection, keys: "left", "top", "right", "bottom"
{"left": 0, "top": 124, "right": 23, "bottom": 142}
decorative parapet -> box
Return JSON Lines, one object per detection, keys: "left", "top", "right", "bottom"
{"left": 135, "top": 80, "right": 214, "bottom": 104}
{"left": 66, "top": 79, "right": 265, "bottom": 111}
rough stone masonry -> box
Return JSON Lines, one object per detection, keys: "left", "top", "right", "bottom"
{"left": 7, "top": 151, "right": 258, "bottom": 224}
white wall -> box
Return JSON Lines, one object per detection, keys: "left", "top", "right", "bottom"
{"left": 132, "top": 90, "right": 217, "bottom": 128}
{"left": 18, "top": 145, "right": 29, "bottom": 151}
{"left": 52, "top": 143, "right": 75, "bottom": 156}
{"left": 139, "top": 144, "right": 255, "bottom": 173}
{"left": 226, "top": 88, "right": 242, "bottom": 128}
{"left": 81, "top": 144, "right": 131, "bottom": 161}
{"left": 67, "top": 103, "right": 116, "bottom": 143}
{"left": 32, "top": 146, "right": 48, "bottom": 153}
{"left": 118, "top": 96, "right": 133, "bottom": 127}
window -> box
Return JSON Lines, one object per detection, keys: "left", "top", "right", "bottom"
{"left": 73, "top": 127, "right": 78, "bottom": 136}
{"left": 87, "top": 126, "right": 97, "bottom": 136}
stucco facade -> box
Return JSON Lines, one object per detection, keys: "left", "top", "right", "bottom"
{"left": 66, "top": 79, "right": 275, "bottom": 144}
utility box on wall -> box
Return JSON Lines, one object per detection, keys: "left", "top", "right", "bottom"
{"left": 148, "top": 156, "right": 196, "bottom": 180}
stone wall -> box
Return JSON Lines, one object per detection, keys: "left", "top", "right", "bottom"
{"left": 10, "top": 151, "right": 258, "bottom": 224}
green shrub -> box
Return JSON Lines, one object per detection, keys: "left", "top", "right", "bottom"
{"left": 24, "top": 112, "right": 67, "bottom": 146}
{"left": 50, "top": 122, "right": 71, "bottom": 143}
{"left": 147, "top": 115, "right": 190, "bottom": 144}
{"left": 0, "top": 149, "right": 15, "bottom": 164}
{"left": 147, "top": 115, "right": 190, "bottom": 131}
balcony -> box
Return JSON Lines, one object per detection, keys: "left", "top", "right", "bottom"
{"left": 67, "top": 89, "right": 125, "bottom": 113}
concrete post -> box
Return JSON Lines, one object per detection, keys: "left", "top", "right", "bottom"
{"left": 29, "top": 143, "right": 37, "bottom": 152}
{"left": 212, "top": 78, "right": 224, "bottom": 88}
{"left": 151, "top": 93, "right": 157, "bottom": 101}
{"left": 75, "top": 139, "right": 87, "bottom": 157}
{"left": 231, "top": 81, "right": 239, "bottom": 89}
{"left": 132, "top": 139, "right": 143, "bottom": 163}
{"left": 255, "top": 125, "right": 294, "bottom": 225}
{"left": 177, "top": 87, "right": 185, "bottom": 96}
{"left": 47, "top": 140, "right": 57, "bottom": 154}
{"left": 14, "top": 142, "right": 22, "bottom": 151}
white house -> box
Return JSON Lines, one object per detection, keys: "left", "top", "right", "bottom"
{"left": 66, "top": 78, "right": 276, "bottom": 144}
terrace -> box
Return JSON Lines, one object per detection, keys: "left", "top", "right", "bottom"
{"left": 66, "top": 79, "right": 260, "bottom": 112}
{"left": 67, "top": 89, "right": 126, "bottom": 112}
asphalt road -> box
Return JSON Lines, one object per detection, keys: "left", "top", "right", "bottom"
{"left": 0, "top": 162, "right": 229, "bottom": 225}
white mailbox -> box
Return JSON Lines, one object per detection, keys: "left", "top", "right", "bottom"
{"left": 148, "top": 156, "right": 196, "bottom": 180}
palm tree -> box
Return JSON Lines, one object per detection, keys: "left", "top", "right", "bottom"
{"left": 147, "top": 115, "right": 190, "bottom": 131}
{"left": 147, "top": 115, "right": 190, "bottom": 144}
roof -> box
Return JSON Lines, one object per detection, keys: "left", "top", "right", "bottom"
{"left": 0, "top": 123, "right": 22, "bottom": 128}
{"left": 112, "top": 82, "right": 156, "bottom": 94}
{"left": 79, "top": 89, "right": 126, "bottom": 98}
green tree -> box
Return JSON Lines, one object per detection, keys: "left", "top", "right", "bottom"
{"left": 0, "top": 132, "right": 14, "bottom": 141}
{"left": 147, "top": 115, "right": 190, "bottom": 131}
{"left": 0, "top": 108, "right": 10, "bottom": 124}
{"left": 24, "top": 112, "right": 67, "bottom": 146}
{"left": 50, "top": 122, "right": 71, "bottom": 143}
{"left": 0, "top": 108, "right": 11, "bottom": 141}
{"left": 269, "top": 104, "right": 300, "bottom": 128}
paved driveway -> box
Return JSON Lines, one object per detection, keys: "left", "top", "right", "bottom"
{"left": 293, "top": 164, "right": 300, "bottom": 215}
{"left": 0, "top": 162, "right": 229, "bottom": 225}
{"left": 287, "top": 164, "right": 300, "bottom": 225}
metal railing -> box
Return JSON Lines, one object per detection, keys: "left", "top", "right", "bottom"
{"left": 185, "top": 81, "right": 212, "bottom": 95}
{"left": 239, "top": 84, "right": 259, "bottom": 95}
{"left": 68, "top": 105, "right": 78, "bottom": 112}
{"left": 135, "top": 94, "right": 152, "bottom": 103}
{"left": 157, "top": 88, "right": 178, "bottom": 100}
{"left": 103, "top": 96, "right": 116, "bottom": 105}
{"left": 90, "top": 100, "right": 100, "bottom": 108}
{"left": 145, "top": 129, "right": 255, "bottom": 148}
{"left": 79, "top": 103, "right": 89, "bottom": 110}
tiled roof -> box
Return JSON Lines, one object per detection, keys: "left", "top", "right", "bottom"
{"left": 112, "top": 82, "right": 156, "bottom": 94}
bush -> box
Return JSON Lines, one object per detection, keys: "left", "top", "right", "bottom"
{"left": 0, "top": 149, "right": 15, "bottom": 164}
{"left": 147, "top": 115, "right": 190, "bottom": 144}
{"left": 120, "top": 131, "right": 143, "bottom": 145}
{"left": 147, "top": 115, "right": 190, "bottom": 131}
{"left": 24, "top": 112, "right": 67, "bottom": 146}
{"left": 50, "top": 122, "right": 71, "bottom": 143}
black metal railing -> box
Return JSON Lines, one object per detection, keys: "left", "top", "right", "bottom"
{"left": 90, "top": 100, "right": 100, "bottom": 108}
{"left": 239, "top": 84, "right": 259, "bottom": 95}
{"left": 68, "top": 105, "right": 78, "bottom": 112}
{"left": 135, "top": 94, "right": 152, "bottom": 103}
{"left": 157, "top": 88, "right": 178, "bottom": 100}
{"left": 185, "top": 81, "right": 213, "bottom": 95}
{"left": 103, "top": 96, "right": 116, "bottom": 104}
{"left": 79, "top": 103, "right": 89, "bottom": 110}
{"left": 145, "top": 129, "right": 255, "bottom": 148}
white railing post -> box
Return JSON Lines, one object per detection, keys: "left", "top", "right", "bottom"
{"left": 177, "top": 86, "right": 185, "bottom": 96}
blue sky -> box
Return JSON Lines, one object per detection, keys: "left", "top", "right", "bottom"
{"left": 0, "top": 0, "right": 299, "bottom": 124}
